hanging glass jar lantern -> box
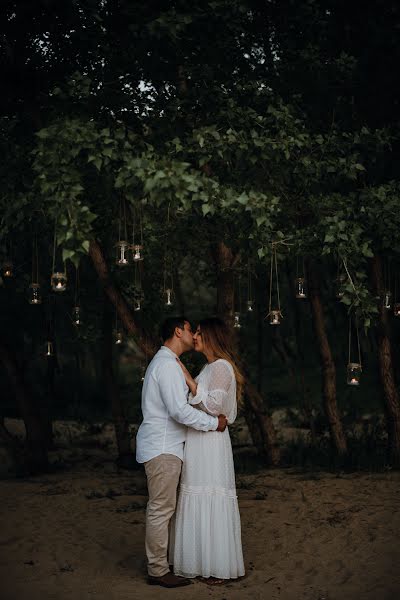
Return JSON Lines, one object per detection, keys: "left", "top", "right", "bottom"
{"left": 295, "top": 277, "right": 307, "bottom": 299}
{"left": 133, "top": 261, "right": 144, "bottom": 311}
{"left": 269, "top": 309, "right": 282, "bottom": 325}
{"left": 132, "top": 244, "right": 144, "bottom": 262}
{"left": 131, "top": 203, "right": 144, "bottom": 262}
{"left": 45, "top": 340, "right": 54, "bottom": 357}
{"left": 29, "top": 283, "right": 42, "bottom": 305}
{"left": 266, "top": 243, "right": 283, "bottom": 326}
{"left": 115, "top": 198, "right": 130, "bottom": 266}
{"left": 295, "top": 256, "right": 307, "bottom": 299}
{"left": 114, "top": 309, "right": 123, "bottom": 344}
{"left": 51, "top": 223, "right": 67, "bottom": 291}
{"left": 246, "top": 262, "right": 254, "bottom": 313}
{"left": 233, "top": 272, "right": 243, "bottom": 328}
{"left": 2, "top": 259, "right": 13, "bottom": 278}
{"left": 115, "top": 240, "right": 130, "bottom": 266}
{"left": 335, "top": 274, "right": 346, "bottom": 299}
{"left": 393, "top": 303, "right": 400, "bottom": 317}
{"left": 347, "top": 315, "right": 362, "bottom": 386}
{"left": 163, "top": 256, "right": 174, "bottom": 307}
{"left": 164, "top": 287, "right": 174, "bottom": 307}
{"left": 71, "top": 266, "right": 82, "bottom": 325}
{"left": 347, "top": 362, "right": 362, "bottom": 386}
{"left": 72, "top": 306, "right": 82, "bottom": 326}
{"left": 383, "top": 290, "right": 392, "bottom": 310}
{"left": 28, "top": 235, "right": 42, "bottom": 303}
{"left": 51, "top": 271, "right": 67, "bottom": 292}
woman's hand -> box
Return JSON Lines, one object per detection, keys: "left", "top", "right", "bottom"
{"left": 176, "top": 358, "right": 198, "bottom": 396}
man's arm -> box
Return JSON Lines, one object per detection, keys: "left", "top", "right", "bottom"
{"left": 158, "top": 361, "right": 221, "bottom": 431}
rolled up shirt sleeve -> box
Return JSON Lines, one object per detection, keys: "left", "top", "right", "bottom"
{"left": 158, "top": 362, "right": 218, "bottom": 431}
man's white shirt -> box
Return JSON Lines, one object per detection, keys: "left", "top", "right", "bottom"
{"left": 136, "top": 345, "right": 218, "bottom": 463}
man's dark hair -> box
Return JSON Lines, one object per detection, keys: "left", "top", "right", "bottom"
{"left": 160, "top": 316, "right": 188, "bottom": 342}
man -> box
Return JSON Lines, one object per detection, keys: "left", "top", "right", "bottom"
{"left": 136, "top": 317, "right": 228, "bottom": 588}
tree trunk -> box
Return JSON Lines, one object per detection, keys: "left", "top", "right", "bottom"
{"left": 0, "top": 417, "right": 26, "bottom": 472}
{"left": 244, "top": 381, "right": 280, "bottom": 465}
{"left": 306, "top": 259, "right": 347, "bottom": 457}
{"left": 212, "top": 241, "right": 237, "bottom": 327}
{"left": 0, "top": 342, "right": 49, "bottom": 474}
{"left": 89, "top": 239, "right": 157, "bottom": 356}
{"left": 285, "top": 260, "right": 317, "bottom": 443}
{"left": 370, "top": 255, "right": 400, "bottom": 466}
{"left": 102, "top": 297, "right": 136, "bottom": 469}
{"left": 212, "top": 241, "right": 280, "bottom": 465}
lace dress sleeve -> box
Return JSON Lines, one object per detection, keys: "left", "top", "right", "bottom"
{"left": 189, "top": 360, "right": 236, "bottom": 423}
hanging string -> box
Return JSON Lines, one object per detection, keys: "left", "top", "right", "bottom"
{"left": 131, "top": 205, "right": 135, "bottom": 247}
{"left": 247, "top": 261, "right": 252, "bottom": 302}
{"left": 35, "top": 235, "right": 39, "bottom": 283}
{"left": 52, "top": 218, "right": 57, "bottom": 273}
{"left": 268, "top": 251, "right": 273, "bottom": 314}
{"left": 118, "top": 199, "right": 122, "bottom": 242}
{"left": 274, "top": 245, "right": 281, "bottom": 311}
{"left": 75, "top": 265, "right": 79, "bottom": 305}
{"left": 236, "top": 272, "right": 242, "bottom": 313}
{"left": 348, "top": 314, "right": 362, "bottom": 367}
{"left": 139, "top": 205, "right": 144, "bottom": 247}
{"left": 32, "top": 236, "right": 35, "bottom": 283}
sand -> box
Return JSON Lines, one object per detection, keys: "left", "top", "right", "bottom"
{"left": 1, "top": 420, "right": 399, "bottom": 600}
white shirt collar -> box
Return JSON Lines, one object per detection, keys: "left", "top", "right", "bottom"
{"left": 160, "top": 345, "right": 179, "bottom": 359}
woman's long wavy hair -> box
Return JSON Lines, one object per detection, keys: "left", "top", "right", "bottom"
{"left": 198, "top": 317, "right": 245, "bottom": 405}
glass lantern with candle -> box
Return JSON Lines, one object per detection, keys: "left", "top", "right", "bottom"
{"left": 72, "top": 306, "right": 82, "bottom": 326}
{"left": 2, "top": 260, "right": 13, "bottom": 278}
{"left": 383, "top": 290, "right": 392, "bottom": 309}
{"left": 233, "top": 312, "right": 241, "bottom": 328}
{"left": 115, "top": 240, "right": 130, "bottom": 266}
{"left": 295, "top": 277, "right": 307, "bottom": 299}
{"left": 51, "top": 271, "right": 67, "bottom": 292}
{"left": 269, "top": 310, "right": 281, "bottom": 325}
{"left": 164, "top": 288, "right": 174, "bottom": 307}
{"left": 247, "top": 300, "right": 254, "bottom": 312}
{"left": 132, "top": 244, "right": 144, "bottom": 261}
{"left": 29, "top": 283, "right": 42, "bottom": 305}
{"left": 347, "top": 362, "right": 362, "bottom": 386}
{"left": 394, "top": 303, "right": 400, "bottom": 317}
{"left": 335, "top": 274, "right": 346, "bottom": 299}
{"left": 115, "top": 331, "right": 123, "bottom": 345}
{"left": 45, "top": 341, "right": 54, "bottom": 357}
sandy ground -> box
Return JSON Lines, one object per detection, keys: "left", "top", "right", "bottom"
{"left": 1, "top": 420, "right": 399, "bottom": 600}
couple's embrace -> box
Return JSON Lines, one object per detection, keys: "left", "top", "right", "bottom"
{"left": 136, "top": 316, "right": 245, "bottom": 587}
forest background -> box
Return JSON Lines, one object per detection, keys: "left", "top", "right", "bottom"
{"left": 1, "top": 0, "right": 400, "bottom": 476}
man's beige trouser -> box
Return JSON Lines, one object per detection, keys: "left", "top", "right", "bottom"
{"left": 144, "top": 454, "right": 182, "bottom": 577}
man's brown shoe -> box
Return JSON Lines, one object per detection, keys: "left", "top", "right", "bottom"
{"left": 148, "top": 572, "right": 191, "bottom": 588}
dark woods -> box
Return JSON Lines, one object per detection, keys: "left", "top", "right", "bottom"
{"left": 1, "top": 1, "right": 400, "bottom": 475}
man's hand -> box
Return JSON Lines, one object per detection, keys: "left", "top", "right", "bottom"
{"left": 217, "top": 414, "right": 228, "bottom": 432}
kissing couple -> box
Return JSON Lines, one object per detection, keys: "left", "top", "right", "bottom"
{"left": 136, "top": 316, "right": 245, "bottom": 587}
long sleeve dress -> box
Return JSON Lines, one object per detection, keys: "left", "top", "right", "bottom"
{"left": 172, "top": 359, "right": 245, "bottom": 580}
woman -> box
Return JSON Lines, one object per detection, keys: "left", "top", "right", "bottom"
{"left": 172, "top": 317, "right": 245, "bottom": 584}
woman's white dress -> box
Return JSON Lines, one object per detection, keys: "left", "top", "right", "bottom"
{"left": 172, "top": 359, "right": 245, "bottom": 579}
